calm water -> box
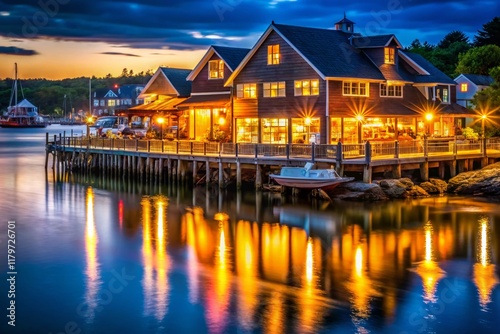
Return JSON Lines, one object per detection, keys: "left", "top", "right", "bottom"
{"left": 0, "top": 125, "right": 499, "bottom": 334}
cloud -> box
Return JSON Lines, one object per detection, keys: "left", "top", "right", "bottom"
{"left": 0, "top": 45, "right": 38, "bottom": 55}
{"left": 100, "top": 51, "right": 141, "bottom": 57}
{"left": 0, "top": 0, "right": 496, "bottom": 51}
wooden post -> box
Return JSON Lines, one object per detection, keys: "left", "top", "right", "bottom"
{"left": 44, "top": 133, "right": 49, "bottom": 170}
{"left": 420, "top": 160, "right": 429, "bottom": 182}
{"left": 236, "top": 160, "right": 242, "bottom": 190}
{"left": 424, "top": 137, "right": 429, "bottom": 157}
{"left": 205, "top": 158, "right": 210, "bottom": 186}
{"left": 439, "top": 162, "right": 446, "bottom": 179}
{"left": 178, "top": 158, "right": 184, "bottom": 181}
{"left": 192, "top": 161, "right": 198, "bottom": 184}
{"left": 450, "top": 160, "right": 457, "bottom": 177}
{"left": 394, "top": 141, "right": 399, "bottom": 158}
{"left": 311, "top": 143, "right": 315, "bottom": 163}
{"left": 457, "top": 160, "right": 466, "bottom": 173}
{"left": 255, "top": 164, "right": 262, "bottom": 189}
{"left": 218, "top": 160, "right": 224, "bottom": 189}
{"left": 364, "top": 141, "right": 372, "bottom": 165}
{"left": 363, "top": 165, "right": 372, "bottom": 183}
{"left": 392, "top": 164, "right": 401, "bottom": 179}
{"left": 159, "top": 158, "right": 164, "bottom": 180}
{"left": 335, "top": 141, "right": 343, "bottom": 174}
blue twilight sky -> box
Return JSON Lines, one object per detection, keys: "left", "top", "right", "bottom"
{"left": 0, "top": 0, "right": 497, "bottom": 79}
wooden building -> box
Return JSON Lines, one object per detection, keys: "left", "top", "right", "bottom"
{"left": 177, "top": 46, "right": 249, "bottom": 141}
{"left": 225, "top": 17, "right": 474, "bottom": 144}
{"left": 126, "top": 67, "right": 191, "bottom": 137}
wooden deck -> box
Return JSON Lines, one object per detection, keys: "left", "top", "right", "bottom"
{"left": 45, "top": 133, "right": 500, "bottom": 187}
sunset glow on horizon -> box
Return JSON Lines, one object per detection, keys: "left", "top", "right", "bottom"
{"left": 0, "top": 37, "right": 206, "bottom": 79}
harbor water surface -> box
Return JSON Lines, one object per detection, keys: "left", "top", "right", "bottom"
{"left": 0, "top": 125, "right": 499, "bottom": 333}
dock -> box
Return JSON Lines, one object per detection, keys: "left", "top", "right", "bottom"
{"left": 45, "top": 133, "right": 500, "bottom": 188}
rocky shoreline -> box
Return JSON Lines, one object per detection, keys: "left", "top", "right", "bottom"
{"left": 326, "top": 162, "right": 500, "bottom": 201}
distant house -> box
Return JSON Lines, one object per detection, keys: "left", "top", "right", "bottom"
{"left": 224, "top": 17, "right": 472, "bottom": 144}
{"left": 92, "top": 84, "right": 145, "bottom": 116}
{"left": 127, "top": 67, "right": 191, "bottom": 137}
{"left": 454, "top": 74, "right": 494, "bottom": 108}
{"left": 177, "top": 45, "right": 249, "bottom": 141}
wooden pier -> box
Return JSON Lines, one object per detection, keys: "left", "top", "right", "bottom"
{"left": 45, "top": 133, "right": 500, "bottom": 188}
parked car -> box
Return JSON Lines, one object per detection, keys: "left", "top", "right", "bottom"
{"left": 89, "top": 116, "right": 128, "bottom": 137}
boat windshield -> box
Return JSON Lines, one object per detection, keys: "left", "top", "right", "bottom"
{"left": 93, "top": 117, "right": 116, "bottom": 128}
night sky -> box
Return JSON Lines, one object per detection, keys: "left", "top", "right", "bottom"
{"left": 0, "top": 0, "right": 497, "bottom": 78}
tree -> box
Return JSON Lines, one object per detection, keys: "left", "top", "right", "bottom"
{"left": 456, "top": 45, "right": 500, "bottom": 75}
{"left": 473, "top": 66, "right": 500, "bottom": 110}
{"left": 431, "top": 41, "right": 471, "bottom": 77}
{"left": 474, "top": 16, "right": 500, "bottom": 47}
{"left": 438, "top": 31, "right": 470, "bottom": 49}
{"left": 405, "top": 39, "right": 435, "bottom": 60}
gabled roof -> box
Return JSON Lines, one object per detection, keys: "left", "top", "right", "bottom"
{"left": 335, "top": 15, "right": 355, "bottom": 25}
{"left": 401, "top": 52, "right": 456, "bottom": 85}
{"left": 104, "top": 90, "right": 118, "bottom": 98}
{"left": 226, "top": 22, "right": 455, "bottom": 87}
{"left": 140, "top": 67, "right": 192, "bottom": 98}
{"left": 455, "top": 74, "right": 494, "bottom": 86}
{"left": 15, "top": 99, "right": 36, "bottom": 108}
{"left": 352, "top": 35, "right": 403, "bottom": 48}
{"left": 186, "top": 45, "right": 249, "bottom": 81}
{"left": 212, "top": 46, "right": 250, "bottom": 71}
{"left": 94, "top": 84, "right": 144, "bottom": 99}
{"left": 160, "top": 67, "right": 192, "bottom": 96}
{"left": 226, "top": 23, "right": 386, "bottom": 85}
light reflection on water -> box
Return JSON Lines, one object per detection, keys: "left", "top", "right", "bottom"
{"left": 1, "top": 126, "right": 500, "bottom": 334}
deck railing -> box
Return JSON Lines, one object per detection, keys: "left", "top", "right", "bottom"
{"left": 51, "top": 134, "right": 499, "bottom": 163}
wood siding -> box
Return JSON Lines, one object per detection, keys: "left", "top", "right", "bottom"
{"left": 233, "top": 31, "right": 326, "bottom": 120}
{"left": 191, "top": 53, "right": 232, "bottom": 94}
{"left": 327, "top": 80, "right": 431, "bottom": 117}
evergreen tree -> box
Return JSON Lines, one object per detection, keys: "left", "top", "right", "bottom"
{"left": 474, "top": 16, "right": 500, "bottom": 47}
{"left": 438, "top": 31, "right": 470, "bottom": 49}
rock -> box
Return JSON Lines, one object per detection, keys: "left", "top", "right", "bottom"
{"left": 378, "top": 179, "right": 408, "bottom": 199}
{"left": 448, "top": 162, "right": 500, "bottom": 196}
{"left": 420, "top": 178, "right": 448, "bottom": 194}
{"left": 399, "top": 178, "right": 415, "bottom": 189}
{"left": 406, "top": 185, "right": 430, "bottom": 198}
{"left": 329, "top": 182, "right": 388, "bottom": 201}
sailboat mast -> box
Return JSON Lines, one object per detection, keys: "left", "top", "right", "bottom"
{"left": 14, "top": 63, "right": 18, "bottom": 115}
{"left": 89, "top": 78, "right": 92, "bottom": 116}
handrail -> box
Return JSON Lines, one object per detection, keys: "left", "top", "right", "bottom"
{"left": 46, "top": 135, "right": 498, "bottom": 161}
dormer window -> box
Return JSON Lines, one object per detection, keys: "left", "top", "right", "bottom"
{"left": 209, "top": 60, "right": 224, "bottom": 79}
{"left": 460, "top": 83, "right": 468, "bottom": 92}
{"left": 436, "top": 88, "right": 449, "bottom": 103}
{"left": 267, "top": 44, "right": 280, "bottom": 65}
{"left": 384, "top": 47, "right": 395, "bottom": 64}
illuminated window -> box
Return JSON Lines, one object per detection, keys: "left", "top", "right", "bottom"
{"left": 236, "top": 118, "right": 259, "bottom": 143}
{"left": 108, "top": 100, "right": 116, "bottom": 107}
{"left": 343, "top": 81, "right": 369, "bottom": 96}
{"left": 267, "top": 44, "right": 280, "bottom": 65}
{"left": 442, "top": 88, "right": 449, "bottom": 103}
{"left": 380, "top": 83, "right": 403, "bottom": 97}
{"left": 208, "top": 60, "right": 224, "bottom": 79}
{"left": 236, "top": 83, "right": 257, "bottom": 98}
{"left": 263, "top": 81, "right": 286, "bottom": 97}
{"left": 384, "top": 47, "right": 395, "bottom": 64}
{"left": 460, "top": 83, "right": 468, "bottom": 92}
{"left": 294, "top": 80, "right": 319, "bottom": 96}
{"left": 261, "top": 118, "right": 288, "bottom": 143}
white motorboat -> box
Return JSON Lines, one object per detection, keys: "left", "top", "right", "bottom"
{"left": 269, "top": 162, "right": 354, "bottom": 189}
